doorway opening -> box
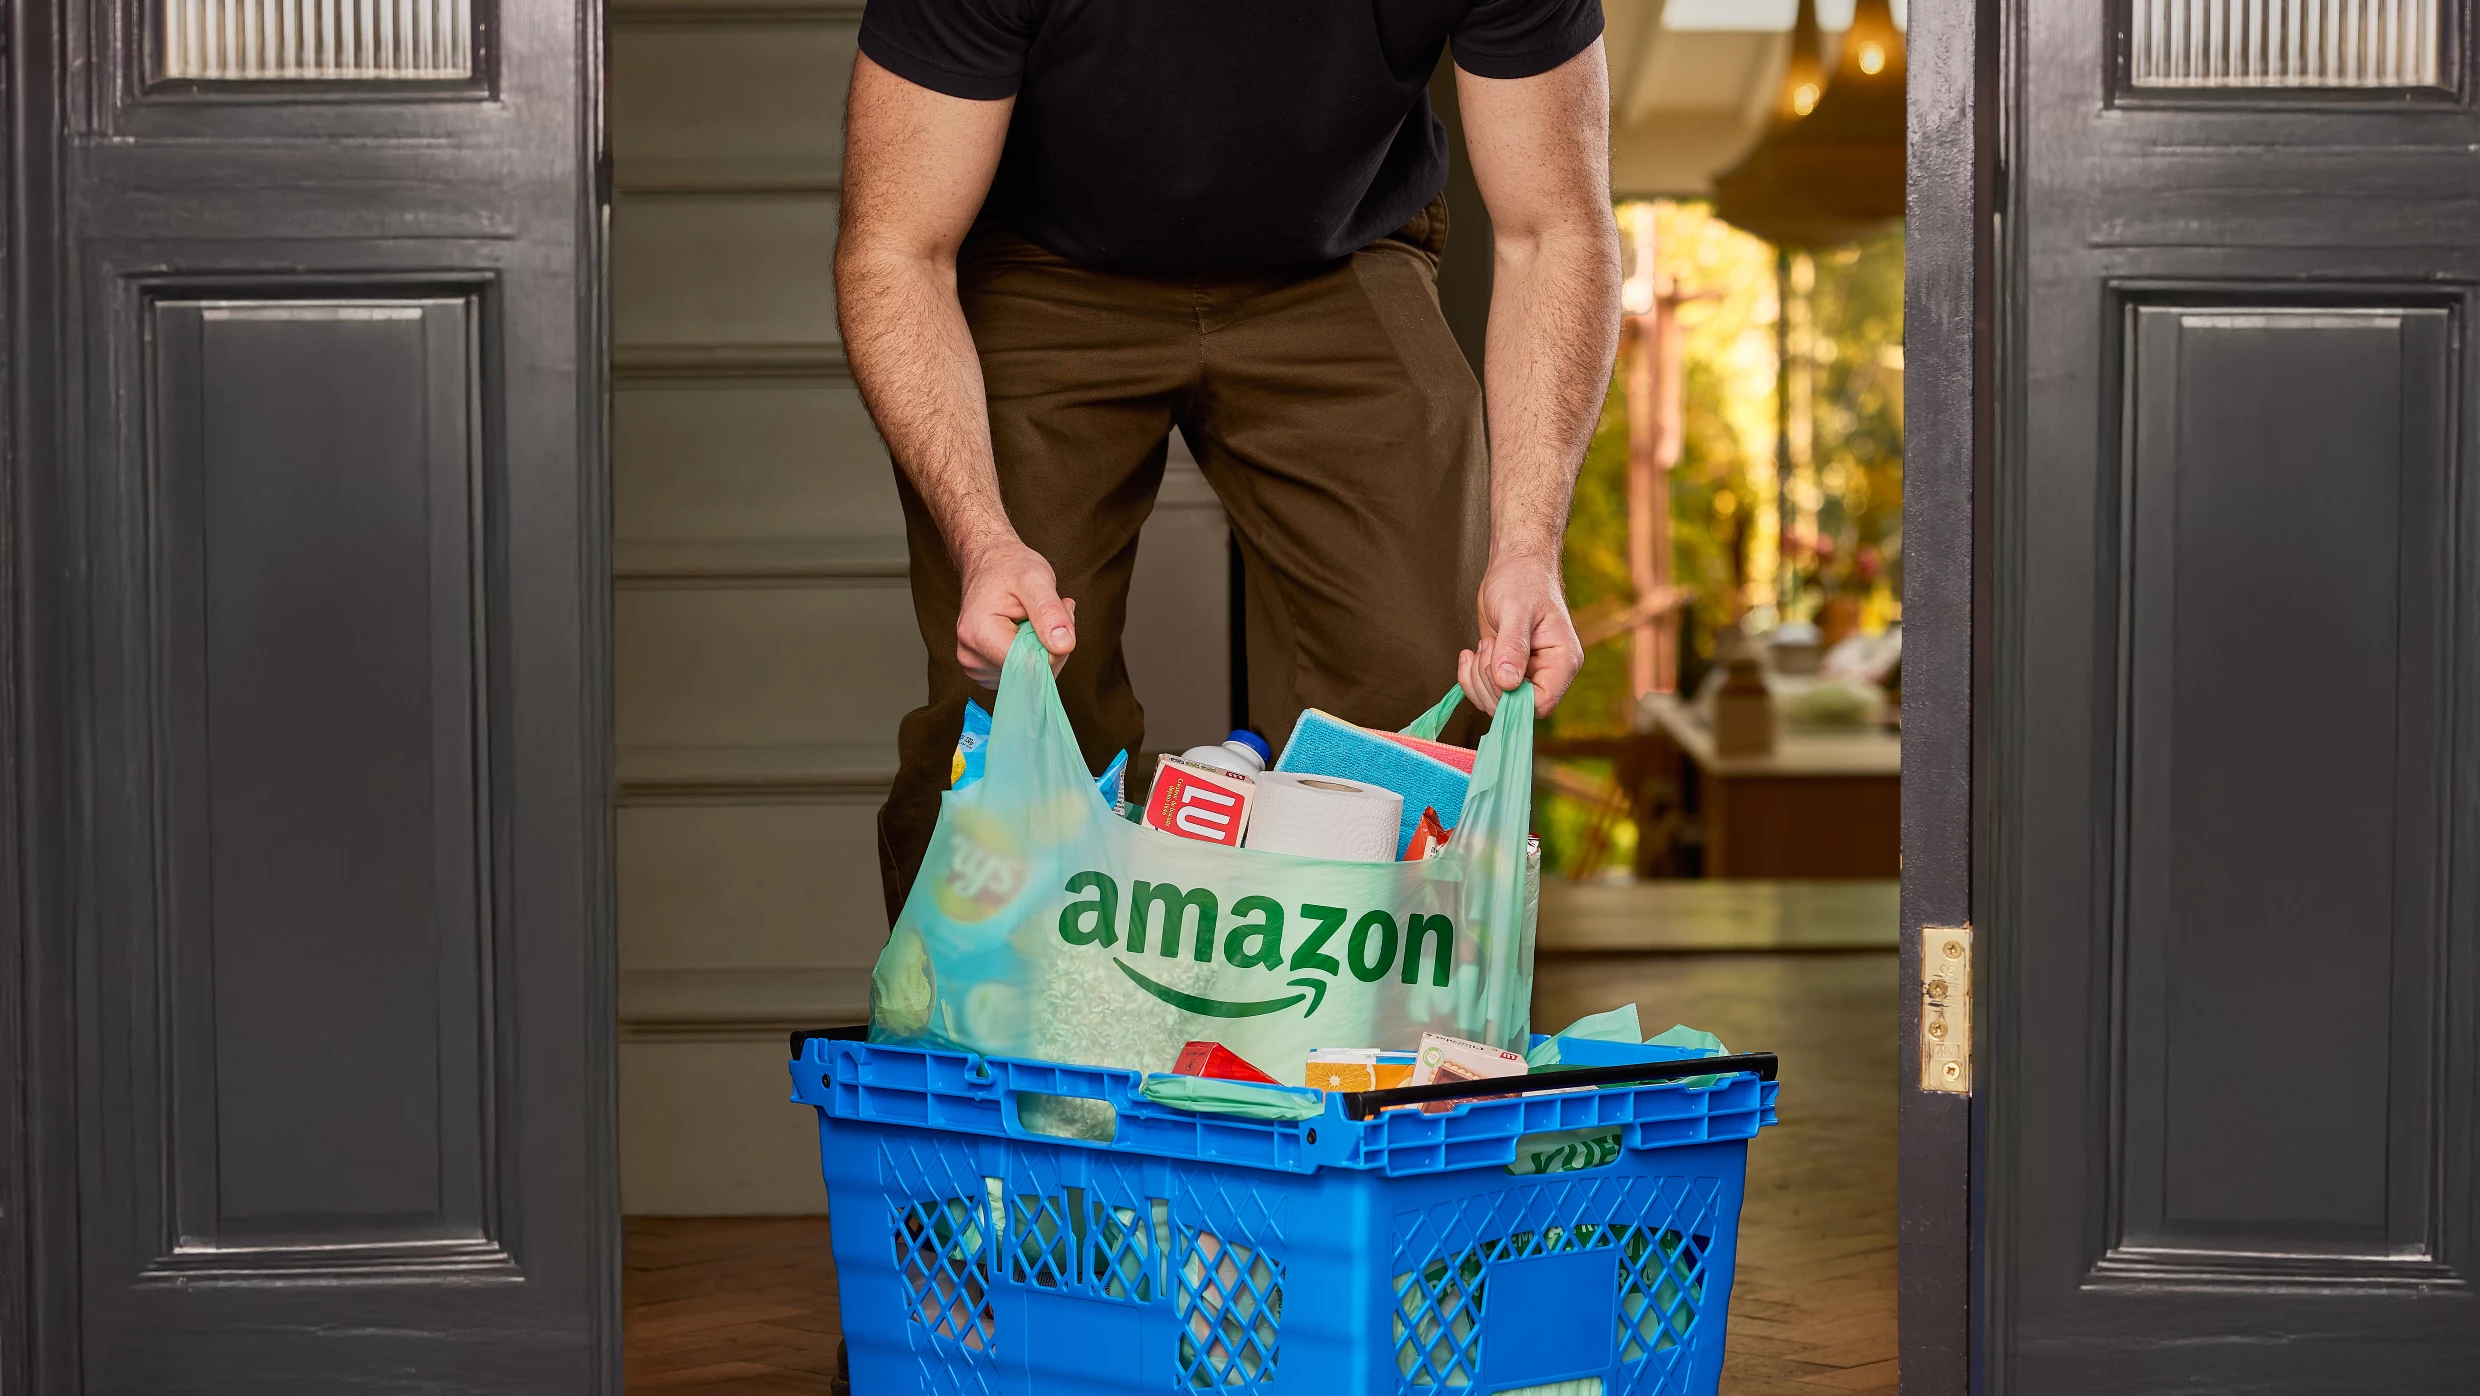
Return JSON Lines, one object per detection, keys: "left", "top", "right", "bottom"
{"left": 1526, "top": 3, "right": 1906, "bottom": 1392}
{"left": 605, "top": 2, "right": 1902, "bottom": 1393}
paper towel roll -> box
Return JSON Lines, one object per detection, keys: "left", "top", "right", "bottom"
{"left": 1244, "top": 771, "right": 1404, "bottom": 862}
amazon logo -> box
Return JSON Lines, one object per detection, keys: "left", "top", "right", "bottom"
{"left": 1054, "top": 870, "right": 1455, "bottom": 1020}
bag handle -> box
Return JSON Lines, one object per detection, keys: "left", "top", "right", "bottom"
{"left": 984, "top": 622, "right": 1115, "bottom": 811}
{"left": 1399, "top": 687, "right": 1465, "bottom": 741}
{"left": 986, "top": 621, "right": 1532, "bottom": 870}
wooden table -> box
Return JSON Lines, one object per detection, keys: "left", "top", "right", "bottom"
{"left": 1636, "top": 693, "right": 1902, "bottom": 878}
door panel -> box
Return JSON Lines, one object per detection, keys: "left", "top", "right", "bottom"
{"left": 156, "top": 297, "right": 494, "bottom": 1267}
{"left": 17, "top": 0, "right": 612, "bottom": 1389}
{"left": 1998, "top": 0, "right": 2480, "bottom": 1387}
{"left": 2116, "top": 307, "right": 2449, "bottom": 1270}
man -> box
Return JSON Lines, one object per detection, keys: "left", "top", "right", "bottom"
{"left": 842, "top": 0, "right": 1622, "bottom": 919}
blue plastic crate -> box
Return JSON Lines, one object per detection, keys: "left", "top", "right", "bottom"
{"left": 791, "top": 1031, "right": 1779, "bottom": 1396}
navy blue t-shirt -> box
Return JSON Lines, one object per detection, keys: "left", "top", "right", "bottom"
{"left": 857, "top": 0, "right": 1603, "bottom": 273}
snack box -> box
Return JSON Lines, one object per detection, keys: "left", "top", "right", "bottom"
{"left": 1172, "top": 1041, "right": 1278, "bottom": 1084}
{"left": 1303, "top": 1048, "right": 1417, "bottom": 1093}
{"left": 1142, "top": 755, "right": 1256, "bottom": 847}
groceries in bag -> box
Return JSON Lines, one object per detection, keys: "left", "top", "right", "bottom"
{"left": 1172, "top": 1040, "right": 1278, "bottom": 1083}
{"left": 1303, "top": 1047, "right": 1416, "bottom": 1091}
{"left": 1179, "top": 730, "right": 1272, "bottom": 775}
{"left": 953, "top": 698, "right": 1129, "bottom": 808}
{"left": 1142, "top": 755, "right": 1257, "bottom": 846}
{"left": 1243, "top": 771, "right": 1402, "bottom": 862}
{"left": 1405, "top": 806, "right": 1452, "bottom": 860}
{"left": 870, "top": 624, "right": 1538, "bottom": 1084}
{"left": 1407, "top": 1031, "right": 1528, "bottom": 1112}
{"left": 1276, "top": 706, "right": 1473, "bottom": 857}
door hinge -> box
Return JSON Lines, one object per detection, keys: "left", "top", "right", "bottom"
{"left": 1919, "top": 926, "right": 1972, "bottom": 1094}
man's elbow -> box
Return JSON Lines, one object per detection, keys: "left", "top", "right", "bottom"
{"left": 1493, "top": 213, "right": 1620, "bottom": 283}
{"left": 834, "top": 228, "right": 956, "bottom": 300}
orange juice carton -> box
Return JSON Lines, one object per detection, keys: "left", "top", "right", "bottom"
{"left": 1303, "top": 1048, "right": 1417, "bottom": 1093}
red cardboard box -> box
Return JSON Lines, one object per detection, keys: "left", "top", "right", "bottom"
{"left": 1171, "top": 1041, "right": 1277, "bottom": 1084}
{"left": 1142, "top": 755, "right": 1255, "bottom": 847}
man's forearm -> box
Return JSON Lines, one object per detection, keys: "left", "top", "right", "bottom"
{"left": 837, "top": 239, "right": 1017, "bottom": 566}
{"left": 1481, "top": 221, "right": 1622, "bottom": 564}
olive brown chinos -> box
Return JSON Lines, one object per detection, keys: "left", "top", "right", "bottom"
{"left": 877, "top": 196, "right": 1490, "bottom": 923}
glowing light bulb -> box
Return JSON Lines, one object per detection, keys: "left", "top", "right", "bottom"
{"left": 1792, "top": 82, "right": 1820, "bottom": 115}
{"left": 1858, "top": 42, "right": 1886, "bottom": 75}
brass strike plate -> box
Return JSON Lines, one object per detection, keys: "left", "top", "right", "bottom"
{"left": 1919, "top": 926, "right": 1972, "bottom": 1094}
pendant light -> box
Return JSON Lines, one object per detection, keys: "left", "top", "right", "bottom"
{"left": 1712, "top": 0, "right": 1904, "bottom": 249}
{"left": 1767, "top": 0, "right": 1905, "bottom": 223}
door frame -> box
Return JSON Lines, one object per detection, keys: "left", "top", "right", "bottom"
{"left": 0, "top": 0, "right": 619, "bottom": 1388}
{"left": 5, "top": 2, "right": 65, "bottom": 1385}
{"left": 1900, "top": 0, "right": 2001, "bottom": 1392}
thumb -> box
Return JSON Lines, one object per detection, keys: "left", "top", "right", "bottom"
{"left": 1025, "top": 575, "right": 1076, "bottom": 657}
{"left": 1492, "top": 604, "right": 1536, "bottom": 690}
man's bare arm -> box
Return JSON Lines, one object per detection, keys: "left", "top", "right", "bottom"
{"left": 839, "top": 54, "right": 1075, "bottom": 686}
{"left": 1454, "top": 41, "right": 1621, "bottom": 717}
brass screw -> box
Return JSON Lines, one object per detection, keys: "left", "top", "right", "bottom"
{"left": 1942, "top": 940, "right": 1966, "bottom": 961}
{"left": 1927, "top": 1018, "right": 1947, "bottom": 1040}
{"left": 1926, "top": 977, "right": 1949, "bottom": 1003}
{"left": 1942, "top": 1061, "right": 1963, "bottom": 1082}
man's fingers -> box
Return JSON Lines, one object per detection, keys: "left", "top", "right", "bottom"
{"left": 956, "top": 619, "right": 1008, "bottom": 688}
{"left": 1528, "top": 634, "right": 1582, "bottom": 716}
{"left": 1458, "top": 647, "right": 1502, "bottom": 716}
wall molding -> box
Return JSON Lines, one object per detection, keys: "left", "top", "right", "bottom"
{"left": 614, "top": 536, "right": 906, "bottom": 583}
{"left": 620, "top": 967, "right": 870, "bottom": 1041}
{"left": 616, "top": 159, "right": 840, "bottom": 196}
{"left": 612, "top": 342, "right": 849, "bottom": 382}
{"left": 616, "top": 743, "right": 897, "bottom": 803}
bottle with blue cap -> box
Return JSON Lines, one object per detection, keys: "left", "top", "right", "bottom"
{"left": 1177, "top": 729, "right": 1271, "bottom": 777}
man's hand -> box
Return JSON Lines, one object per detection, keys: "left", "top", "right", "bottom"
{"left": 957, "top": 537, "right": 1077, "bottom": 687}
{"left": 1457, "top": 42, "right": 1620, "bottom": 719}
{"left": 1461, "top": 552, "right": 1583, "bottom": 717}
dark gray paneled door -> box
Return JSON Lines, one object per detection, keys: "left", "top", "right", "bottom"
{"left": 13, "top": 1, "right": 613, "bottom": 1392}
{"left": 1995, "top": 0, "right": 2478, "bottom": 1390}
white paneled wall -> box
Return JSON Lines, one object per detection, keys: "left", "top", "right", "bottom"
{"left": 611, "top": 195, "right": 843, "bottom": 350}
{"left": 610, "top": 0, "right": 1229, "bottom": 1214}
{"left": 612, "top": 1, "right": 894, "bottom": 1215}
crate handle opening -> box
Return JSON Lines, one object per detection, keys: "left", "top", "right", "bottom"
{"left": 1011, "top": 1090, "right": 1121, "bottom": 1144}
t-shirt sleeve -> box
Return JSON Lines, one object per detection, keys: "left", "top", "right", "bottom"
{"left": 1451, "top": 0, "right": 1605, "bottom": 80}
{"left": 858, "top": 0, "right": 1041, "bottom": 102}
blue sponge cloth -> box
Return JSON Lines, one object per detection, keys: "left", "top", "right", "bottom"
{"left": 1274, "top": 708, "right": 1470, "bottom": 858}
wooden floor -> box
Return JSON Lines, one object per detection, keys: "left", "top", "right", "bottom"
{"left": 626, "top": 950, "right": 1896, "bottom": 1395}
{"left": 626, "top": 1216, "right": 844, "bottom": 1393}
{"left": 1536, "top": 952, "right": 1899, "bottom": 1394}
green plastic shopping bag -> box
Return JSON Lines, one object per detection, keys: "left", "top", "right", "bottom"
{"left": 871, "top": 624, "right": 1538, "bottom": 1086}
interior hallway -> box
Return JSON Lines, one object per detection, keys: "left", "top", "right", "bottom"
{"left": 622, "top": 890, "right": 1899, "bottom": 1396}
